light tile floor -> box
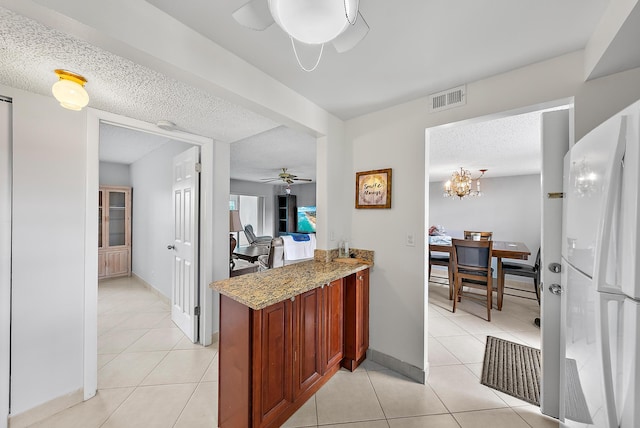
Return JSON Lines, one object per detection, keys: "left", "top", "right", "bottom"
{"left": 31, "top": 274, "right": 558, "bottom": 427}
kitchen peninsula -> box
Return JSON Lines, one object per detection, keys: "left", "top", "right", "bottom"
{"left": 211, "top": 254, "right": 372, "bottom": 428}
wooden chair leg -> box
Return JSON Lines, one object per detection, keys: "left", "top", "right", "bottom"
{"left": 452, "top": 279, "right": 459, "bottom": 313}
{"left": 534, "top": 277, "right": 540, "bottom": 304}
{"left": 486, "top": 286, "right": 492, "bottom": 322}
{"left": 447, "top": 267, "right": 454, "bottom": 300}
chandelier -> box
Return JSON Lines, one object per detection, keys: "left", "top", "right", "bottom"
{"left": 443, "top": 168, "right": 487, "bottom": 199}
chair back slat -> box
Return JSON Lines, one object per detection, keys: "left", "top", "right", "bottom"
{"left": 463, "top": 230, "right": 493, "bottom": 241}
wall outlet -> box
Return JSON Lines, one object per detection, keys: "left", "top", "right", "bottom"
{"left": 406, "top": 233, "right": 415, "bottom": 247}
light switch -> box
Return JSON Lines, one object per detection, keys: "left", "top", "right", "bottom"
{"left": 406, "top": 233, "right": 415, "bottom": 247}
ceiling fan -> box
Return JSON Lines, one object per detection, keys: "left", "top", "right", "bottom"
{"left": 232, "top": 0, "right": 370, "bottom": 70}
{"left": 261, "top": 168, "right": 313, "bottom": 184}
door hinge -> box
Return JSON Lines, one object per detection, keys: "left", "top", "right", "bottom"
{"left": 547, "top": 192, "right": 564, "bottom": 199}
{"left": 194, "top": 306, "right": 200, "bottom": 316}
{"left": 195, "top": 163, "right": 202, "bottom": 173}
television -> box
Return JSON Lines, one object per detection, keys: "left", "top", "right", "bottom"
{"left": 296, "top": 206, "right": 316, "bottom": 233}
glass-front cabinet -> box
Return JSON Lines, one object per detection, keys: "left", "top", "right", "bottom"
{"left": 98, "top": 186, "right": 131, "bottom": 279}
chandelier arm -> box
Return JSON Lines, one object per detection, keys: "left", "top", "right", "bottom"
{"left": 343, "top": 0, "right": 360, "bottom": 25}
{"left": 290, "top": 36, "right": 324, "bottom": 72}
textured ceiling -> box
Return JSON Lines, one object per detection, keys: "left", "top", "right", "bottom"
{"left": 429, "top": 107, "right": 569, "bottom": 182}
{"left": 0, "top": 7, "right": 279, "bottom": 144}
{"left": 0, "top": 2, "right": 610, "bottom": 182}
{"left": 231, "top": 126, "right": 316, "bottom": 183}
{"left": 99, "top": 123, "right": 174, "bottom": 164}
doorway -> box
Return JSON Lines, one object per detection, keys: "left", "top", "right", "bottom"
{"left": 425, "top": 99, "right": 572, "bottom": 418}
{"left": 84, "top": 109, "right": 218, "bottom": 400}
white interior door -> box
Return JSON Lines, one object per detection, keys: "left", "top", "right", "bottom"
{"left": 170, "top": 146, "right": 200, "bottom": 342}
{"left": 540, "top": 109, "right": 570, "bottom": 418}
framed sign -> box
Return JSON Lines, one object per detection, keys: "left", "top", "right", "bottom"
{"left": 355, "top": 168, "right": 392, "bottom": 209}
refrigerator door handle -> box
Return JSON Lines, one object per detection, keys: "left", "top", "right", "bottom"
{"left": 598, "top": 292, "right": 624, "bottom": 427}
{"left": 593, "top": 116, "right": 627, "bottom": 295}
{"left": 591, "top": 116, "right": 626, "bottom": 427}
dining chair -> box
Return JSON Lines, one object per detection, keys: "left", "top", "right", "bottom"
{"left": 451, "top": 238, "right": 494, "bottom": 321}
{"left": 258, "top": 237, "right": 285, "bottom": 271}
{"left": 428, "top": 249, "right": 454, "bottom": 299}
{"left": 464, "top": 230, "right": 493, "bottom": 241}
{"left": 501, "top": 247, "right": 541, "bottom": 303}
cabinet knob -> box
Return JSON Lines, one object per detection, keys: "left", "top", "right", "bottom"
{"left": 358, "top": 276, "right": 363, "bottom": 280}
{"left": 167, "top": 245, "right": 176, "bottom": 250}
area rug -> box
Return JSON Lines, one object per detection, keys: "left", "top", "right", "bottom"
{"left": 481, "top": 336, "right": 541, "bottom": 406}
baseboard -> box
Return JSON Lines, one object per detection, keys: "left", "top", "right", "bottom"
{"left": 8, "top": 388, "right": 83, "bottom": 428}
{"left": 211, "top": 332, "right": 219, "bottom": 345}
{"left": 132, "top": 273, "right": 170, "bottom": 305}
{"left": 366, "top": 348, "right": 426, "bottom": 384}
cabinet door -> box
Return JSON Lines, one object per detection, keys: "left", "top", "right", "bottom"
{"left": 293, "top": 288, "right": 322, "bottom": 398}
{"left": 98, "top": 252, "right": 106, "bottom": 278}
{"left": 323, "top": 278, "right": 344, "bottom": 372}
{"left": 107, "top": 189, "right": 128, "bottom": 247}
{"left": 105, "top": 249, "right": 130, "bottom": 277}
{"left": 355, "top": 269, "right": 370, "bottom": 359}
{"left": 253, "top": 300, "right": 293, "bottom": 427}
{"left": 343, "top": 268, "right": 370, "bottom": 371}
{"left": 98, "top": 189, "right": 104, "bottom": 249}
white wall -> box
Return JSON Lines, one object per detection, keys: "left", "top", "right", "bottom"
{"left": 281, "top": 182, "right": 316, "bottom": 207}
{"left": 99, "top": 161, "right": 131, "bottom": 187}
{"left": 346, "top": 53, "right": 640, "bottom": 372}
{"left": 129, "top": 141, "right": 193, "bottom": 298}
{"left": 429, "top": 174, "right": 541, "bottom": 267}
{"left": 4, "top": 85, "right": 87, "bottom": 416}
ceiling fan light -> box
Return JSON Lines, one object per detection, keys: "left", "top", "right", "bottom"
{"left": 332, "top": 12, "right": 369, "bottom": 53}
{"left": 52, "top": 69, "right": 89, "bottom": 111}
{"left": 268, "top": 0, "right": 352, "bottom": 45}
{"left": 232, "top": 0, "right": 274, "bottom": 30}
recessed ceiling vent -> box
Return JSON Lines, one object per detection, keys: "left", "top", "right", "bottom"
{"left": 428, "top": 85, "right": 466, "bottom": 113}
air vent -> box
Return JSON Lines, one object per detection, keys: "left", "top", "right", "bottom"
{"left": 428, "top": 85, "right": 466, "bottom": 113}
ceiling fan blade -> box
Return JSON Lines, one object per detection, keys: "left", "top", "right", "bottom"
{"left": 332, "top": 12, "right": 369, "bottom": 53}
{"left": 293, "top": 178, "right": 313, "bottom": 182}
{"left": 232, "top": 0, "right": 274, "bottom": 31}
{"left": 260, "top": 178, "right": 281, "bottom": 182}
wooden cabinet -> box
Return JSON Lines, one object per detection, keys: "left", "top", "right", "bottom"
{"left": 343, "top": 268, "right": 369, "bottom": 371}
{"left": 252, "top": 300, "right": 294, "bottom": 428}
{"left": 276, "top": 195, "right": 296, "bottom": 236}
{"left": 98, "top": 186, "right": 131, "bottom": 279}
{"left": 293, "top": 289, "right": 323, "bottom": 398}
{"left": 322, "top": 278, "right": 344, "bottom": 371}
{"left": 219, "top": 269, "right": 368, "bottom": 428}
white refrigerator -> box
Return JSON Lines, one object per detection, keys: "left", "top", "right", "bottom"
{"left": 561, "top": 100, "right": 640, "bottom": 427}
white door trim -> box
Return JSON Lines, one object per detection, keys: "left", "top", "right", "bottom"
{"left": 84, "top": 108, "right": 215, "bottom": 399}
{"left": 424, "top": 97, "right": 574, "bottom": 393}
{"left": 0, "top": 97, "right": 12, "bottom": 428}
{"left": 540, "top": 108, "right": 571, "bottom": 418}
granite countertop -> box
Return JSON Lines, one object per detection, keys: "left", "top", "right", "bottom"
{"left": 210, "top": 260, "right": 371, "bottom": 310}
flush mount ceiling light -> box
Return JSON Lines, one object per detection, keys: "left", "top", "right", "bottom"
{"left": 51, "top": 69, "right": 89, "bottom": 111}
{"left": 233, "top": 0, "right": 369, "bottom": 72}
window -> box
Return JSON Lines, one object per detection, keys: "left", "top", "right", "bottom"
{"left": 230, "top": 194, "right": 266, "bottom": 246}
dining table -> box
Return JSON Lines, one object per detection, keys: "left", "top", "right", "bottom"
{"left": 233, "top": 245, "right": 269, "bottom": 263}
{"left": 429, "top": 238, "right": 531, "bottom": 310}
